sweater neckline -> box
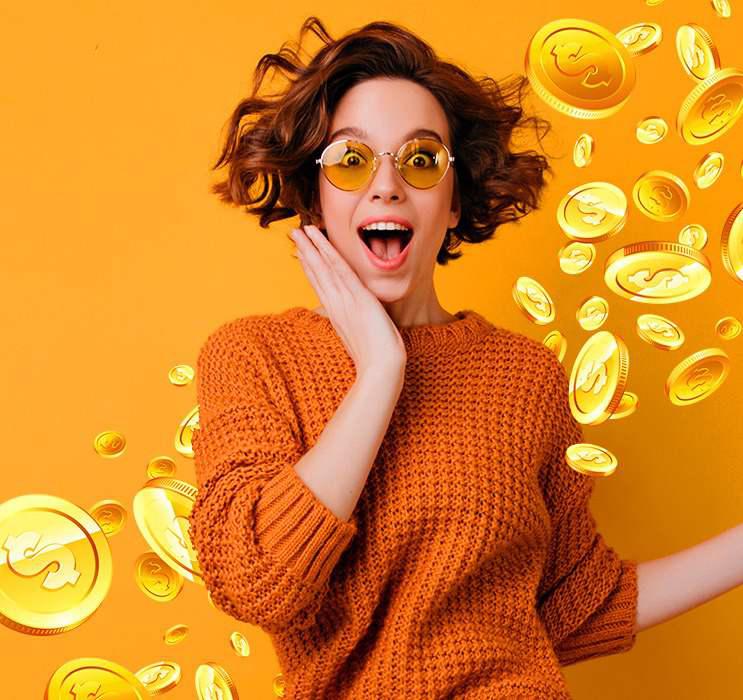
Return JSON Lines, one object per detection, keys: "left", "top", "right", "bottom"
{"left": 287, "top": 306, "right": 495, "bottom": 355}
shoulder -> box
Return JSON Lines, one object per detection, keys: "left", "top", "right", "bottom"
{"left": 479, "top": 324, "right": 565, "bottom": 380}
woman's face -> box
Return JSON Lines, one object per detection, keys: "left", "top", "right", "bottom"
{"left": 312, "top": 77, "right": 460, "bottom": 303}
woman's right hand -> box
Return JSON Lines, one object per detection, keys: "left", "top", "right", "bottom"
{"left": 290, "top": 224, "right": 407, "bottom": 380}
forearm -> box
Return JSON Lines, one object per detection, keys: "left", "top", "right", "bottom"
{"left": 293, "top": 366, "right": 404, "bottom": 522}
{"left": 634, "top": 522, "right": 743, "bottom": 634}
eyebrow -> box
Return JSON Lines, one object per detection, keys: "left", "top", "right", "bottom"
{"left": 327, "top": 126, "right": 446, "bottom": 145}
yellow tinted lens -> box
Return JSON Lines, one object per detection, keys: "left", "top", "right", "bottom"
{"left": 398, "top": 138, "right": 449, "bottom": 188}
{"left": 320, "top": 140, "right": 373, "bottom": 190}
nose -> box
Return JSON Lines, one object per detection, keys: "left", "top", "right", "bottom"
{"left": 368, "top": 152, "right": 405, "bottom": 199}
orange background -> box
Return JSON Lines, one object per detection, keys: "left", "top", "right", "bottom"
{"left": 2, "top": 1, "right": 742, "bottom": 698}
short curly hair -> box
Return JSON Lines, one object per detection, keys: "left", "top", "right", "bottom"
{"left": 210, "top": 16, "right": 555, "bottom": 265}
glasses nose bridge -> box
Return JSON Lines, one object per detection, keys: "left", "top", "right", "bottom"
{"left": 371, "top": 147, "right": 403, "bottom": 176}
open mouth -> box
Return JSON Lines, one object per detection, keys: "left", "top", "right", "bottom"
{"left": 357, "top": 226, "right": 414, "bottom": 262}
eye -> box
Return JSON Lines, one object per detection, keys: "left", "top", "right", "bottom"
{"left": 404, "top": 151, "right": 435, "bottom": 168}
{"left": 340, "top": 149, "right": 368, "bottom": 168}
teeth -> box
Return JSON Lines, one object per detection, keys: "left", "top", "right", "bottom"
{"left": 360, "top": 222, "right": 412, "bottom": 232}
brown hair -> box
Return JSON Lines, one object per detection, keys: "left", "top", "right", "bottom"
{"left": 210, "top": 16, "right": 555, "bottom": 265}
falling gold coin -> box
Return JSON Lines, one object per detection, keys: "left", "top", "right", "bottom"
{"left": 175, "top": 405, "right": 200, "bottom": 458}
{"left": 711, "top": 0, "right": 732, "bottom": 18}
{"left": 573, "top": 133, "right": 594, "bottom": 167}
{"left": 0, "top": 494, "right": 113, "bottom": 635}
{"left": 195, "top": 662, "right": 238, "bottom": 700}
{"left": 273, "top": 673, "right": 286, "bottom": 698}
{"left": 89, "top": 499, "right": 127, "bottom": 537}
{"left": 604, "top": 241, "right": 712, "bottom": 304}
{"left": 675, "top": 24, "right": 721, "bottom": 81}
{"left": 678, "top": 223, "right": 708, "bottom": 250}
{"left": 556, "top": 181, "right": 627, "bottom": 241}
{"left": 512, "top": 276, "right": 556, "bottom": 324}
{"left": 559, "top": 241, "right": 596, "bottom": 275}
{"left": 636, "top": 116, "right": 668, "bottom": 144}
{"left": 632, "top": 170, "right": 690, "bottom": 222}
{"left": 720, "top": 202, "right": 743, "bottom": 286}
{"left": 636, "top": 314, "right": 685, "bottom": 350}
{"left": 134, "top": 551, "right": 184, "bottom": 603}
{"left": 46, "top": 657, "right": 149, "bottom": 699}
{"left": 665, "top": 348, "right": 731, "bottom": 406}
{"left": 147, "top": 456, "right": 177, "bottom": 479}
{"left": 693, "top": 151, "right": 725, "bottom": 188}
{"left": 646, "top": 0, "right": 664, "bottom": 5}
{"left": 715, "top": 316, "right": 742, "bottom": 340}
{"left": 230, "top": 631, "right": 251, "bottom": 656}
{"left": 525, "top": 18, "right": 636, "bottom": 119}
{"left": 677, "top": 67, "right": 743, "bottom": 145}
{"left": 577, "top": 296, "right": 609, "bottom": 330}
{"left": 542, "top": 330, "right": 567, "bottom": 363}
{"left": 616, "top": 22, "right": 662, "bottom": 56}
{"left": 93, "top": 430, "right": 126, "bottom": 458}
{"left": 168, "top": 364, "right": 195, "bottom": 386}
{"left": 164, "top": 623, "right": 190, "bottom": 645}
{"left": 135, "top": 661, "right": 182, "bottom": 695}
{"left": 608, "top": 391, "right": 639, "bottom": 420}
{"left": 565, "top": 443, "right": 619, "bottom": 477}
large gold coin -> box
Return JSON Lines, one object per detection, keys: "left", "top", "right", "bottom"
{"left": 175, "top": 405, "right": 200, "bottom": 458}
{"left": 89, "top": 499, "right": 127, "bottom": 537}
{"left": 720, "top": 202, "right": 743, "bottom": 286}
{"left": 675, "top": 24, "right": 721, "bottom": 81}
{"left": 632, "top": 170, "right": 690, "bottom": 222}
{"left": 665, "top": 348, "right": 731, "bottom": 406}
{"left": 135, "top": 660, "right": 182, "bottom": 695}
{"left": 677, "top": 67, "right": 743, "bottom": 145}
{"left": 195, "top": 662, "right": 239, "bottom": 700}
{"left": 0, "top": 494, "right": 113, "bottom": 635}
{"left": 604, "top": 241, "right": 711, "bottom": 303}
{"left": 512, "top": 276, "right": 556, "bottom": 324}
{"left": 556, "top": 181, "right": 627, "bottom": 240}
{"left": 134, "top": 551, "right": 184, "bottom": 602}
{"left": 616, "top": 22, "right": 662, "bottom": 56}
{"left": 525, "top": 18, "right": 636, "bottom": 119}
{"left": 636, "top": 314, "right": 685, "bottom": 350}
{"left": 45, "top": 657, "right": 149, "bottom": 699}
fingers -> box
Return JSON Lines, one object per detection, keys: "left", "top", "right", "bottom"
{"left": 302, "top": 225, "right": 364, "bottom": 292}
{"left": 292, "top": 227, "right": 341, "bottom": 300}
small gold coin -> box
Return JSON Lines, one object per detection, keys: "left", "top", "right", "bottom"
{"left": 168, "top": 364, "right": 194, "bottom": 386}
{"left": 715, "top": 316, "right": 742, "bottom": 340}
{"left": 556, "top": 181, "right": 627, "bottom": 241}
{"left": 164, "top": 623, "right": 190, "bottom": 645}
{"left": 134, "top": 551, "right": 184, "bottom": 603}
{"left": 636, "top": 116, "right": 668, "bottom": 144}
{"left": 693, "top": 151, "right": 725, "bottom": 188}
{"left": 675, "top": 24, "right": 721, "bottom": 81}
{"left": 175, "top": 405, "right": 200, "bottom": 458}
{"left": 195, "top": 662, "right": 238, "bottom": 700}
{"left": 542, "top": 330, "right": 567, "bottom": 363}
{"left": 147, "top": 456, "right": 177, "bottom": 479}
{"left": 616, "top": 22, "right": 662, "bottom": 56}
{"left": 608, "top": 391, "right": 639, "bottom": 420}
{"left": 577, "top": 296, "right": 609, "bottom": 331}
{"left": 665, "top": 348, "right": 731, "bottom": 406}
{"left": 711, "top": 0, "right": 732, "bottom": 18}
{"left": 678, "top": 224, "right": 708, "bottom": 250}
{"left": 525, "top": 18, "right": 636, "bottom": 119}
{"left": 604, "top": 241, "right": 711, "bottom": 304}
{"left": 559, "top": 241, "right": 596, "bottom": 275}
{"left": 230, "top": 631, "right": 251, "bottom": 656}
{"left": 720, "top": 202, "right": 743, "bottom": 286}
{"left": 135, "top": 661, "right": 182, "bottom": 695}
{"left": 565, "top": 443, "right": 618, "bottom": 477}
{"left": 273, "top": 673, "right": 286, "bottom": 698}
{"left": 93, "top": 430, "right": 126, "bottom": 458}
{"left": 636, "top": 314, "right": 685, "bottom": 350}
{"left": 512, "top": 276, "right": 556, "bottom": 324}
{"left": 89, "top": 499, "right": 127, "bottom": 537}
{"left": 632, "top": 170, "right": 690, "bottom": 222}
{"left": 45, "top": 657, "right": 149, "bottom": 699}
{"left": 573, "top": 133, "right": 594, "bottom": 167}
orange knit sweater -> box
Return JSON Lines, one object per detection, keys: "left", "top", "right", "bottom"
{"left": 188, "top": 306, "right": 639, "bottom": 699}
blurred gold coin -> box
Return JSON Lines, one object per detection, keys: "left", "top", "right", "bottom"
{"left": 632, "top": 170, "right": 690, "bottom": 222}
{"left": 525, "top": 18, "right": 636, "bottom": 119}
{"left": 133, "top": 477, "right": 203, "bottom": 584}
{"left": 665, "top": 348, "right": 730, "bottom": 406}
{"left": 147, "top": 456, "right": 177, "bottom": 479}
{"left": 677, "top": 67, "right": 743, "bottom": 145}
{"left": 273, "top": 673, "right": 286, "bottom": 698}
{"left": 716, "top": 316, "right": 742, "bottom": 340}
{"left": 164, "top": 623, "right": 190, "bottom": 645}
{"left": 542, "top": 330, "right": 567, "bottom": 363}
{"left": 89, "top": 499, "right": 127, "bottom": 537}
{"left": 577, "top": 296, "right": 609, "bottom": 331}
{"left": 565, "top": 443, "right": 618, "bottom": 477}
{"left": 678, "top": 223, "right": 708, "bottom": 250}
{"left": 230, "top": 631, "right": 251, "bottom": 656}
{"left": 134, "top": 551, "right": 184, "bottom": 603}
{"left": 195, "top": 662, "right": 238, "bottom": 700}
{"left": 556, "top": 181, "right": 627, "bottom": 241}
{"left": 711, "top": 0, "right": 732, "bottom": 18}
{"left": 93, "top": 430, "right": 126, "bottom": 458}
{"left": 646, "top": 0, "right": 664, "bottom": 5}
{"left": 0, "top": 494, "right": 112, "bottom": 635}
{"left": 636, "top": 313, "right": 685, "bottom": 350}
{"left": 720, "top": 202, "right": 743, "bottom": 286}
{"left": 512, "top": 276, "right": 556, "bottom": 324}
{"left": 569, "top": 330, "right": 630, "bottom": 425}
{"left": 604, "top": 241, "right": 711, "bottom": 303}
{"left": 573, "top": 133, "right": 594, "bottom": 167}
{"left": 135, "top": 661, "right": 181, "bottom": 694}
{"left": 559, "top": 241, "right": 596, "bottom": 274}
{"left": 675, "top": 24, "right": 721, "bottom": 81}
{"left": 175, "top": 405, "right": 200, "bottom": 458}
{"left": 616, "top": 22, "right": 662, "bottom": 56}
{"left": 608, "top": 391, "right": 639, "bottom": 420}
{"left": 168, "top": 364, "right": 194, "bottom": 386}
{"left": 45, "top": 657, "right": 149, "bottom": 699}
{"left": 693, "top": 151, "right": 725, "bottom": 188}
{"left": 636, "top": 116, "right": 668, "bottom": 144}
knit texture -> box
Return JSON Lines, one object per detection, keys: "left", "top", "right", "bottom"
{"left": 188, "top": 306, "right": 639, "bottom": 699}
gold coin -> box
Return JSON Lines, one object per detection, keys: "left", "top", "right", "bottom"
{"left": 230, "top": 631, "right": 251, "bottom": 656}
{"left": 693, "top": 151, "right": 725, "bottom": 188}
{"left": 569, "top": 330, "right": 630, "bottom": 425}
{"left": 636, "top": 313, "right": 685, "bottom": 350}
{"left": 565, "top": 443, "right": 618, "bottom": 477}
{"left": 0, "top": 494, "right": 112, "bottom": 635}
{"left": 89, "top": 499, "right": 127, "bottom": 537}
{"left": 135, "top": 661, "right": 182, "bottom": 695}
{"left": 195, "top": 662, "right": 238, "bottom": 700}
{"left": 164, "top": 623, "right": 190, "bottom": 645}
{"left": 559, "top": 241, "right": 596, "bottom": 275}
{"left": 512, "top": 276, "right": 555, "bottom": 324}
{"left": 632, "top": 170, "right": 690, "bottom": 222}
{"left": 147, "top": 455, "right": 177, "bottom": 479}
{"left": 677, "top": 67, "right": 743, "bottom": 145}
{"left": 720, "top": 202, "right": 743, "bottom": 286}
{"left": 711, "top": 0, "right": 732, "bottom": 18}
{"left": 556, "top": 181, "right": 627, "bottom": 241}
{"left": 525, "top": 18, "right": 636, "bottom": 119}
{"left": 675, "top": 24, "right": 721, "bottom": 81}
{"left": 132, "top": 477, "right": 203, "bottom": 584}
{"left": 636, "top": 116, "right": 668, "bottom": 144}
{"left": 168, "top": 364, "right": 194, "bottom": 386}
{"left": 573, "top": 133, "right": 594, "bottom": 167}
{"left": 45, "top": 657, "right": 149, "bottom": 699}
{"left": 665, "top": 348, "right": 731, "bottom": 406}
{"left": 678, "top": 223, "right": 708, "bottom": 250}
{"left": 646, "top": 0, "right": 665, "bottom": 5}
{"left": 577, "top": 296, "right": 609, "bottom": 330}
{"left": 604, "top": 241, "right": 711, "bottom": 303}
{"left": 616, "top": 22, "right": 662, "bottom": 56}
{"left": 273, "top": 673, "right": 286, "bottom": 698}
{"left": 715, "top": 316, "right": 742, "bottom": 340}
{"left": 175, "top": 405, "right": 200, "bottom": 458}
{"left": 608, "top": 391, "right": 639, "bottom": 420}
{"left": 93, "top": 430, "right": 126, "bottom": 458}
{"left": 134, "top": 551, "right": 184, "bottom": 602}
{"left": 542, "top": 330, "right": 567, "bottom": 363}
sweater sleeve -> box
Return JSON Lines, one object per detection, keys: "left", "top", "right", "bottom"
{"left": 535, "top": 349, "right": 639, "bottom": 667}
{"left": 187, "top": 318, "right": 359, "bottom": 634}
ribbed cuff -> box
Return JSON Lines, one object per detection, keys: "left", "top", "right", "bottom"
{"left": 253, "top": 465, "right": 358, "bottom": 588}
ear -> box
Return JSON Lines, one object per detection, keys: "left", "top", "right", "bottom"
{"left": 448, "top": 177, "right": 461, "bottom": 230}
